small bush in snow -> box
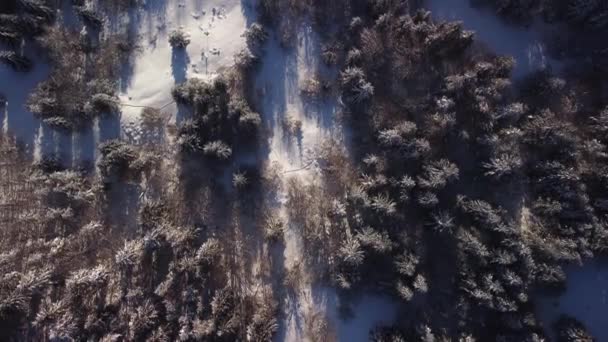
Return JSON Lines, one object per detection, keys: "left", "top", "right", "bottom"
{"left": 263, "top": 215, "right": 284, "bottom": 243}
{"left": 202, "top": 141, "right": 232, "bottom": 160}
{"left": 300, "top": 77, "right": 330, "bottom": 99}
{"left": 239, "top": 111, "right": 262, "bottom": 133}
{"left": 98, "top": 140, "right": 138, "bottom": 181}
{"left": 230, "top": 98, "right": 260, "bottom": 127}
{"left": 244, "top": 23, "right": 268, "bottom": 49}
{"left": 169, "top": 30, "right": 191, "bottom": 49}
{"left": 43, "top": 117, "right": 73, "bottom": 131}
{"left": 232, "top": 171, "right": 248, "bottom": 189}
{"left": 234, "top": 47, "right": 258, "bottom": 69}
{"left": 321, "top": 44, "right": 339, "bottom": 66}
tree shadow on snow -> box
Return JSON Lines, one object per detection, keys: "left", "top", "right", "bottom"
{"left": 98, "top": 113, "right": 121, "bottom": 143}
{"left": 119, "top": 7, "right": 142, "bottom": 93}
{"left": 1, "top": 53, "right": 49, "bottom": 158}
{"left": 72, "top": 121, "right": 96, "bottom": 172}
{"left": 172, "top": 48, "right": 189, "bottom": 85}
{"left": 55, "top": 130, "right": 73, "bottom": 169}
{"left": 240, "top": 0, "right": 259, "bottom": 27}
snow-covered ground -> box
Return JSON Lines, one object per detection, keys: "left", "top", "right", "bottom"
{"left": 536, "top": 259, "right": 608, "bottom": 340}
{"left": 255, "top": 24, "right": 337, "bottom": 341}
{"left": 118, "top": 0, "right": 247, "bottom": 131}
{"left": 256, "top": 27, "right": 337, "bottom": 180}
{"left": 425, "top": 0, "right": 561, "bottom": 78}
{"left": 255, "top": 22, "right": 397, "bottom": 341}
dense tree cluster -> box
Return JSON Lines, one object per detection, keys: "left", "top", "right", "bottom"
{"left": 26, "top": 25, "right": 131, "bottom": 131}
{"left": 244, "top": 0, "right": 607, "bottom": 339}
{"left": 0, "top": 0, "right": 284, "bottom": 340}
{"left": 173, "top": 78, "right": 261, "bottom": 161}
{"left": 0, "top": 134, "right": 279, "bottom": 341}
{"left": 282, "top": 0, "right": 608, "bottom": 339}
{"left": 2, "top": 0, "right": 608, "bottom": 340}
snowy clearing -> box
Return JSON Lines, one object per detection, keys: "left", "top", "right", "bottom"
{"left": 255, "top": 23, "right": 338, "bottom": 341}
{"left": 118, "top": 0, "right": 247, "bottom": 131}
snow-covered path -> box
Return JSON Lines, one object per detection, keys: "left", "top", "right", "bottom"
{"left": 255, "top": 24, "right": 338, "bottom": 341}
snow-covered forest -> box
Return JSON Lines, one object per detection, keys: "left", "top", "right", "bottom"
{"left": 1, "top": 0, "right": 607, "bottom": 341}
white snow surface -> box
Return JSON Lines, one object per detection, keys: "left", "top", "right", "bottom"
{"left": 255, "top": 25, "right": 336, "bottom": 341}
{"left": 118, "top": 0, "right": 247, "bottom": 127}
{"left": 425, "top": 0, "right": 561, "bottom": 78}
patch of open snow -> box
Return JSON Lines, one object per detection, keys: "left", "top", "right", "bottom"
{"left": 257, "top": 27, "right": 340, "bottom": 179}
{"left": 118, "top": 0, "right": 247, "bottom": 130}
{"left": 536, "top": 259, "right": 608, "bottom": 341}
{"left": 425, "top": 0, "right": 562, "bottom": 78}
{"left": 255, "top": 25, "right": 338, "bottom": 340}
